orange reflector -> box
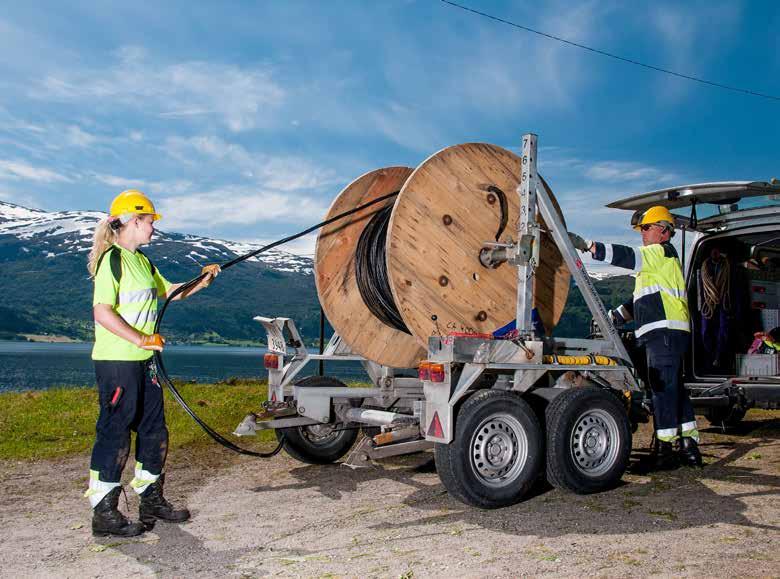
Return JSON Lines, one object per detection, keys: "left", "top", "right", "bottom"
{"left": 427, "top": 411, "right": 444, "bottom": 438}
{"left": 419, "top": 361, "right": 445, "bottom": 382}
{"left": 429, "top": 363, "right": 445, "bottom": 382}
{"left": 264, "top": 353, "right": 280, "bottom": 369}
{"left": 373, "top": 432, "right": 394, "bottom": 446}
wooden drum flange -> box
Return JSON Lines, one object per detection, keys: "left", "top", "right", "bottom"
{"left": 386, "top": 143, "right": 570, "bottom": 345}
{"left": 315, "top": 167, "right": 425, "bottom": 368}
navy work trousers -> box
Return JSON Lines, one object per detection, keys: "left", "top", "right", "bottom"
{"left": 90, "top": 360, "right": 168, "bottom": 482}
{"left": 644, "top": 330, "right": 695, "bottom": 438}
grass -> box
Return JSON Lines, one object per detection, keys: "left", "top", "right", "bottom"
{"left": 0, "top": 379, "right": 277, "bottom": 461}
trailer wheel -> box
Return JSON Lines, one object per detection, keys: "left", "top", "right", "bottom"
{"left": 705, "top": 405, "right": 746, "bottom": 428}
{"left": 546, "top": 386, "right": 631, "bottom": 494}
{"left": 434, "top": 389, "right": 543, "bottom": 509}
{"left": 275, "top": 376, "right": 358, "bottom": 464}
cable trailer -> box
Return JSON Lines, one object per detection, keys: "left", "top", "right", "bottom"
{"left": 233, "top": 133, "right": 651, "bottom": 509}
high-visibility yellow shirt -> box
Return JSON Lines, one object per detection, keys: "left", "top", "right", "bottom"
{"left": 593, "top": 241, "right": 690, "bottom": 340}
{"left": 91, "top": 244, "right": 172, "bottom": 361}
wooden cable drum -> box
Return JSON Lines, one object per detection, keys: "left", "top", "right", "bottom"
{"left": 315, "top": 144, "right": 571, "bottom": 368}
{"left": 315, "top": 167, "right": 426, "bottom": 368}
{"left": 386, "top": 143, "right": 571, "bottom": 344}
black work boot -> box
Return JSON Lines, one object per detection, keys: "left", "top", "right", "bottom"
{"left": 139, "top": 475, "right": 190, "bottom": 529}
{"left": 679, "top": 436, "right": 703, "bottom": 467}
{"left": 92, "top": 487, "right": 146, "bottom": 537}
{"left": 652, "top": 440, "right": 679, "bottom": 471}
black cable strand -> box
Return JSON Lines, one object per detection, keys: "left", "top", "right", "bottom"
{"left": 153, "top": 351, "right": 285, "bottom": 458}
{"left": 220, "top": 190, "right": 402, "bottom": 271}
{"left": 438, "top": 0, "right": 780, "bottom": 103}
{"left": 152, "top": 190, "right": 402, "bottom": 456}
{"left": 355, "top": 204, "right": 410, "bottom": 334}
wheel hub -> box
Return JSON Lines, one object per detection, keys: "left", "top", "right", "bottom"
{"left": 570, "top": 409, "right": 619, "bottom": 477}
{"left": 302, "top": 423, "right": 337, "bottom": 444}
{"left": 470, "top": 414, "right": 529, "bottom": 487}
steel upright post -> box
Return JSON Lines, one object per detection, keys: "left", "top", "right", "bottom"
{"left": 516, "top": 133, "right": 540, "bottom": 337}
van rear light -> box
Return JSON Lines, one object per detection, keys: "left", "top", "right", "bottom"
{"left": 264, "top": 353, "right": 280, "bottom": 369}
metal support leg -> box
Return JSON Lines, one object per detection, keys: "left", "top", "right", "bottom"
{"left": 535, "top": 179, "right": 634, "bottom": 372}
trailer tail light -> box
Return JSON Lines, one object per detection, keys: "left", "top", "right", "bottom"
{"left": 419, "top": 361, "right": 446, "bottom": 382}
{"left": 429, "top": 363, "right": 445, "bottom": 382}
{"left": 264, "top": 353, "right": 280, "bottom": 369}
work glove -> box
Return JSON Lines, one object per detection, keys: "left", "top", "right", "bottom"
{"left": 607, "top": 309, "right": 625, "bottom": 328}
{"left": 568, "top": 232, "right": 593, "bottom": 253}
{"left": 200, "top": 264, "right": 221, "bottom": 287}
{"left": 138, "top": 333, "right": 165, "bottom": 351}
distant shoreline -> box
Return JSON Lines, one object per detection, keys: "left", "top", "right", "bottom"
{"left": 9, "top": 334, "right": 268, "bottom": 347}
{"left": 20, "top": 334, "right": 80, "bottom": 343}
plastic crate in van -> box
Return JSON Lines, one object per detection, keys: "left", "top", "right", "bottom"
{"left": 736, "top": 353, "right": 780, "bottom": 377}
{"left": 760, "top": 308, "right": 779, "bottom": 331}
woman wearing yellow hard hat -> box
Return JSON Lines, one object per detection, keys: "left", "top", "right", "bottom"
{"left": 85, "top": 189, "right": 221, "bottom": 537}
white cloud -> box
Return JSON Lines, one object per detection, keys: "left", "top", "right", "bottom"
{"left": 66, "top": 125, "right": 99, "bottom": 148}
{"left": 242, "top": 232, "right": 318, "bottom": 257}
{"left": 585, "top": 161, "right": 678, "bottom": 185}
{"left": 90, "top": 174, "right": 193, "bottom": 198}
{"left": 165, "top": 135, "right": 339, "bottom": 192}
{"left": 33, "top": 46, "right": 286, "bottom": 132}
{"left": 0, "top": 159, "right": 71, "bottom": 183}
{"left": 91, "top": 173, "right": 147, "bottom": 189}
{"left": 0, "top": 187, "right": 37, "bottom": 207}
{"left": 146, "top": 179, "right": 193, "bottom": 196}
{"left": 157, "top": 187, "right": 329, "bottom": 230}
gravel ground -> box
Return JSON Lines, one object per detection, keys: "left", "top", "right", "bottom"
{"left": 1, "top": 412, "right": 778, "bottom": 578}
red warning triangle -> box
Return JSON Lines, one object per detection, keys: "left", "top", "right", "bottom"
{"left": 427, "top": 411, "right": 444, "bottom": 438}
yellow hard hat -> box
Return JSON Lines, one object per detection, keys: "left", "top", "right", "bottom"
{"left": 632, "top": 205, "right": 674, "bottom": 231}
{"left": 109, "top": 189, "right": 161, "bottom": 221}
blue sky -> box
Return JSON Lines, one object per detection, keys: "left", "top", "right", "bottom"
{"left": 1, "top": 0, "right": 778, "bottom": 264}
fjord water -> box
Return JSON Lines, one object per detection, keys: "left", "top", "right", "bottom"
{"left": 0, "top": 341, "right": 368, "bottom": 392}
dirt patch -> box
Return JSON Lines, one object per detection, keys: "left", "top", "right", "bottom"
{"left": 2, "top": 412, "right": 778, "bottom": 577}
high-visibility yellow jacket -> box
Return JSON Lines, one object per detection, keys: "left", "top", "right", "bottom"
{"left": 92, "top": 244, "right": 172, "bottom": 361}
{"left": 593, "top": 241, "right": 690, "bottom": 340}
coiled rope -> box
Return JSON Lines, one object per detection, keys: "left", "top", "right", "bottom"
{"left": 354, "top": 202, "right": 410, "bottom": 334}
{"left": 700, "top": 255, "right": 730, "bottom": 319}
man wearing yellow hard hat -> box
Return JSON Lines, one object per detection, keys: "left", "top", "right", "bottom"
{"left": 569, "top": 205, "right": 700, "bottom": 471}
{"left": 85, "top": 189, "right": 221, "bottom": 537}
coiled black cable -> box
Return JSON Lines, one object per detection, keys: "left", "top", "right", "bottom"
{"left": 354, "top": 203, "right": 410, "bottom": 334}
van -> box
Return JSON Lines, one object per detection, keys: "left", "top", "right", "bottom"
{"left": 608, "top": 181, "right": 780, "bottom": 426}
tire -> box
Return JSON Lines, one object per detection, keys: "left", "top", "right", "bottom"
{"left": 434, "top": 389, "right": 544, "bottom": 509}
{"left": 275, "top": 376, "right": 358, "bottom": 464}
{"left": 546, "top": 386, "right": 632, "bottom": 494}
{"left": 705, "top": 405, "right": 747, "bottom": 428}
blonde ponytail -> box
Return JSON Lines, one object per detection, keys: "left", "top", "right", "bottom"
{"left": 88, "top": 218, "right": 118, "bottom": 278}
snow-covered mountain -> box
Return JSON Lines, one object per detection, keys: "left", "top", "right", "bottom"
{"left": 0, "top": 200, "right": 312, "bottom": 274}
{"left": 0, "top": 200, "right": 320, "bottom": 343}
